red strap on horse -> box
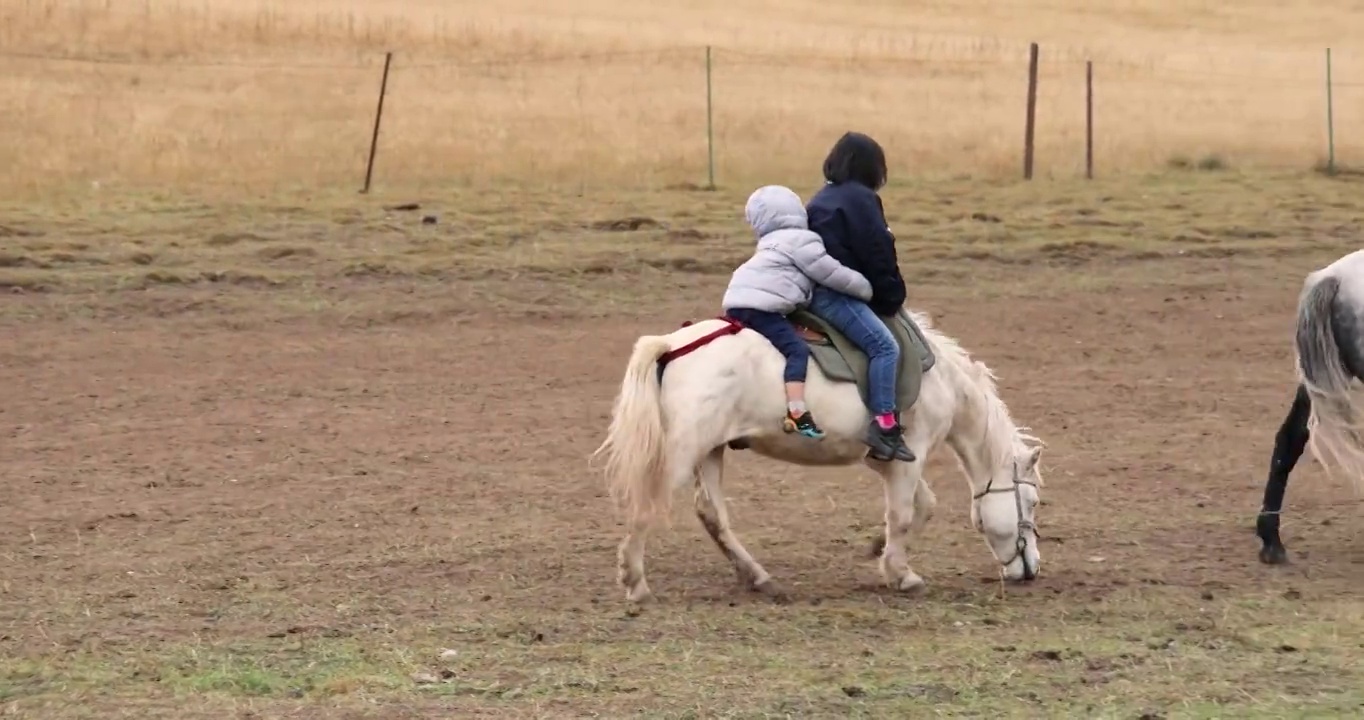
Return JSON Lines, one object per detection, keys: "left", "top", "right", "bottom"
{"left": 658, "top": 316, "right": 746, "bottom": 374}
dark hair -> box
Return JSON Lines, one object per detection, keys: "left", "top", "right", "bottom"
{"left": 821, "top": 131, "right": 888, "bottom": 190}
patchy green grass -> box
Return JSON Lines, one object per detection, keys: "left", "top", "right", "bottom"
{"left": 3, "top": 587, "right": 1362, "bottom": 718}
{"left": 1, "top": 170, "right": 1361, "bottom": 301}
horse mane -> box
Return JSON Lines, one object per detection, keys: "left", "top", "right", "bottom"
{"left": 908, "top": 310, "right": 1044, "bottom": 478}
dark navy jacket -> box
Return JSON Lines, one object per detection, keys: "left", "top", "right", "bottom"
{"left": 806, "top": 181, "right": 906, "bottom": 316}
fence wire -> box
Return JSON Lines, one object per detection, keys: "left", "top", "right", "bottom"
{"left": 1, "top": 44, "right": 1360, "bottom": 193}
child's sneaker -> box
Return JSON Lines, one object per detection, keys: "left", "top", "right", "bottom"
{"left": 783, "top": 410, "right": 826, "bottom": 439}
{"left": 865, "top": 420, "right": 916, "bottom": 462}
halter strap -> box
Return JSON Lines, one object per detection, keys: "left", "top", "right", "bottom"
{"left": 973, "top": 475, "right": 1039, "bottom": 569}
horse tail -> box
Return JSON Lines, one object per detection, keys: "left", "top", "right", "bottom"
{"left": 1297, "top": 276, "right": 1349, "bottom": 395}
{"left": 1295, "top": 275, "right": 1364, "bottom": 491}
{"left": 592, "top": 334, "right": 674, "bottom": 524}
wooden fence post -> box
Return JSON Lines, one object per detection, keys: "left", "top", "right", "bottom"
{"left": 361, "top": 51, "right": 394, "bottom": 194}
{"left": 705, "top": 46, "right": 716, "bottom": 190}
{"left": 1085, "top": 60, "right": 1094, "bottom": 179}
{"left": 1022, "top": 43, "right": 1039, "bottom": 180}
{"left": 1326, "top": 48, "right": 1336, "bottom": 174}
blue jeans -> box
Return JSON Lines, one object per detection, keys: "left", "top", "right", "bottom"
{"left": 807, "top": 286, "right": 899, "bottom": 414}
{"left": 725, "top": 307, "right": 810, "bottom": 383}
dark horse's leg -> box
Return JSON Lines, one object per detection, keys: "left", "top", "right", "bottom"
{"left": 1256, "top": 384, "right": 1311, "bottom": 565}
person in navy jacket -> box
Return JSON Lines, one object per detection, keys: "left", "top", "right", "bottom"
{"left": 805, "top": 132, "right": 915, "bottom": 463}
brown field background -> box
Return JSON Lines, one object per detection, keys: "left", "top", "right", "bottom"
{"left": 5, "top": 0, "right": 1364, "bottom": 197}
{"left": 6, "top": 1, "right": 1364, "bottom": 717}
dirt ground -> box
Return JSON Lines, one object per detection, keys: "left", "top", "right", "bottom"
{"left": 3, "top": 175, "right": 1364, "bottom": 718}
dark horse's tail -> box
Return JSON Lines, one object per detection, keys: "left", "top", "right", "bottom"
{"left": 1295, "top": 274, "right": 1364, "bottom": 492}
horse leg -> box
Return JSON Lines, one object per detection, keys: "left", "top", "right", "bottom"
{"left": 910, "top": 478, "right": 938, "bottom": 537}
{"left": 692, "top": 446, "right": 783, "bottom": 600}
{"left": 863, "top": 445, "right": 935, "bottom": 561}
{"left": 617, "top": 514, "right": 655, "bottom": 603}
{"left": 868, "top": 477, "right": 936, "bottom": 557}
{"left": 1257, "top": 384, "right": 1311, "bottom": 565}
{"left": 618, "top": 438, "right": 711, "bottom": 603}
{"left": 869, "top": 457, "right": 928, "bottom": 594}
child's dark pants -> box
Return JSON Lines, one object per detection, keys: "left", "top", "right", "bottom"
{"left": 725, "top": 308, "right": 810, "bottom": 383}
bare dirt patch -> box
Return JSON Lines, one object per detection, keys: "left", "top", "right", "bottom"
{"left": 2, "top": 175, "right": 1363, "bottom": 718}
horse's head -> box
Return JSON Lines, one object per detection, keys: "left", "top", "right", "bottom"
{"left": 970, "top": 441, "right": 1044, "bottom": 582}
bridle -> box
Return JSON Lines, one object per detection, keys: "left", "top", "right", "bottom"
{"left": 971, "top": 463, "right": 1039, "bottom": 574}
{"left": 967, "top": 385, "right": 1042, "bottom": 578}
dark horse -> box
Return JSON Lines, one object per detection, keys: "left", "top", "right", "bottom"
{"left": 1257, "top": 251, "right": 1364, "bottom": 564}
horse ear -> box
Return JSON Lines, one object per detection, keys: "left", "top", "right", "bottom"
{"left": 1022, "top": 445, "right": 1043, "bottom": 473}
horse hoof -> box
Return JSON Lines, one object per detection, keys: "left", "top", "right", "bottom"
{"left": 624, "top": 583, "right": 654, "bottom": 604}
{"left": 752, "top": 579, "right": 792, "bottom": 604}
{"left": 891, "top": 574, "right": 928, "bottom": 595}
{"left": 1259, "top": 544, "right": 1289, "bottom": 565}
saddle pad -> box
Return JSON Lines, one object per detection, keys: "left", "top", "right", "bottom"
{"left": 787, "top": 308, "right": 937, "bottom": 411}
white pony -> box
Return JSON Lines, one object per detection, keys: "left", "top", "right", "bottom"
{"left": 1257, "top": 248, "right": 1364, "bottom": 564}
{"left": 592, "top": 309, "right": 1045, "bottom": 603}
{"left": 1292, "top": 249, "right": 1364, "bottom": 485}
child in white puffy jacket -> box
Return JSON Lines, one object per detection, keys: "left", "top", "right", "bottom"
{"left": 721, "top": 185, "right": 873, "bottom": 439}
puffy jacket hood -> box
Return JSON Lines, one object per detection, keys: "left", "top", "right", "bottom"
{"left": 744, "top": 185, "right": 809, "bottom": 238}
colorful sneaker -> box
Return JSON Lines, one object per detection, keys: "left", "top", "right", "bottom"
{"left": 783, "top": 410, "right": 826, "bottom": 439}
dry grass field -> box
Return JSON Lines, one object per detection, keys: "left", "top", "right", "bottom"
{"left": 6, "top": 0, "right": 1364, "bottom": 194}
{"left": 4, "top": 1, "right": 1364, "bottom": 718}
